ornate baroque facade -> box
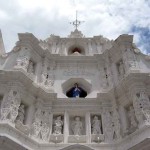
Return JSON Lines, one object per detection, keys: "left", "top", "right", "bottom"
{"left": 0, "top": 29, "right": 150, "bottom": 150}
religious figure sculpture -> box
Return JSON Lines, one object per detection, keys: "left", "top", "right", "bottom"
{"left": 14, "top": 49, "right": 30, "bottom": 71}
{"left": 103, "top": 111, "right": 114, "bottom": 142}
{"left": 92, "top": 116, "right": 102, "bottom": 134}
{"left": 41, "top": 122, "right": 49, "bottom": 141}
{"left": 41, "top": 60, "right": 55, "bottom": 89}
{"left": 41, "top": 111, "right": 50, "bottom": 142}
{"left": 72, "top": 83, "right": 81, "bottom": 98}
{"left": 31, "top": 108, "right": 42, "bottom": 139}
{"left": 41, "top": 72, "right": 48, "bottom": 85}
{"left": 101, "top": 67, "right": 109, "bottom": 89}
{"left": 133, "top": 91, "right": 150, "bottom": 125}
{"left": 53, "top": 116, "right": 63, "bottom": 134}
{"left": 112, "top": 108, "right": 121, "bottom": 139}
{"left": 15, "top": 104, "right": 30, "bottom": 135}
{"left": 124, "top": 47, "right": 137, "bottom": 69}
{"left": 118, "top": 61, "right": 125, "bottom": 77}
{"left": 128, "top": 106, "right": 137, "bottom": 129}
{"left": 31, "top": 109, "right": 50, "bottom": 142}
{"left": 1, "top": 90, "right": 21, "bottom": 123}
{"left": 66, "top": 83, "right": 87, "bottom": 98}
{"left": 71, "top": 116, "right": 83, "bottom": 135}
{"left": 28, "top": 60, "right": 34, "bottom": 75}
{"left": 16, "top": 104, "right": 25, "bottom": 124}
{"left": 46, "top": 73, "right": 55, "bottom": 87}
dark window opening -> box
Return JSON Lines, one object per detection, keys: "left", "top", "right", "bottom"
{"left": 72, "top": 47, "right": 81, "bottom": 54}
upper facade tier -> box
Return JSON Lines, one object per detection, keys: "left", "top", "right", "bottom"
{"left": 0, "top": 30, "right": 150, "bottom": 99}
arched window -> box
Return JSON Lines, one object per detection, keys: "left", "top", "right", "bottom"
{"left": 72, "top": 47, "right": 81, "bottom": 53}
{"left": 68, "top": 45, "right": 85, "bottom": 55}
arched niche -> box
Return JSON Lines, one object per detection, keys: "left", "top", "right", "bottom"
{"left": 62, "top": 78, "right": 92, "bottom": 98}
{"left": 60, "top": 144, "right": 94, "bottom": 150}
{"left": 68, "top": 45, "right": 85, "bottom": 55}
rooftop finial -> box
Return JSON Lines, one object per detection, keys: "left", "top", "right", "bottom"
{"left": 70, "top": 11, "right": 84, "bottom": 30}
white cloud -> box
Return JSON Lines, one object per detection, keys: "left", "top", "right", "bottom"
{"left": 0, "top": 0, "right": 149, "bottom": 53}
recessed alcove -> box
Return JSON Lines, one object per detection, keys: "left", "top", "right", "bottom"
{"left": 66, "top": 84, "right": 87, "bottom": 98}
{"left": 62, "top": 78, "right": 92, "bottom": 98}
{"left": 68, "top": 45, "right": 85, "bottom": 55}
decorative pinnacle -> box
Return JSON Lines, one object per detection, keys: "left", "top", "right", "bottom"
{"left": 70, "top": 11, "right": 84, "bottom": 30}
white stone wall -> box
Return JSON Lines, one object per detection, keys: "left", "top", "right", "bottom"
{"left": 0, "top": 32, "right": 150, "bottom": 150}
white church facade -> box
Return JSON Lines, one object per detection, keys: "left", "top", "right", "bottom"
{"left": 0, "top": 27, "right": 150, "bottom": 150}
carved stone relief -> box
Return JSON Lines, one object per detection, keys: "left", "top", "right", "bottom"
{"left": 100, "top": 67, "right": 109, "bottom": 89}
{"left": 1, "top": 90, "right": 21, "bottom": 123}
{"left": 53, "top": 115, "right": 63, "bottom": 134}
{"left": 27, "top": 60, "right": 35, "bottom": 75}
{"left": 40, "top": 58, "right": 56, "bottom": 90}
{"left": 117, "top": 59, "right": 125, "bottom": 79}
{"left": 91, "top": 115, "right": 102, "bottom": 134}
{"left": 16, "top": 104, "right": 25, "bottom": 124}
{"left": 127, "top": 105, "right": 138, "bottom": 133}
{"left": 14, "top": 48, "right": 30, "bottom": 71}
{"left": 103, "top": 110, "right": 114, "bottom": 142}
{"left": 63, "top": 63, "right": 95, "bottom": 77}
{"left": 123, "top": 47, "right": 138, "bottom": 71}
{"left": 133, "top": 91, "right": 150, "bottom": 126}
{"left": 31, "top": 108, "right": 51, "bottom": 142}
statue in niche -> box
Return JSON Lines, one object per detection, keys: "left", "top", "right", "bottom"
{"left": 1, "top": 90, "right": 21, "bottom": 123}
{"left": 28, "top": 60, "right": 34, "bottom": 74}
{"left": 112, "top": 108, "right": 121, "bottom": 139}
{"left": 41, "top": 122, "right": 49, "bottom": 141}
{"left": 53, "top": 116, "right": 63, "bottom": 134}
{"left": 41, "top": 111, "right": 50, "bottom": 141}
{"left": 46, "top": 73, "right": 55, "bottom": 87}
{"left": 31, "top": 108, "right": 42, "bottom": 139}
{"left": 41, "top": 72, "right": 48, "bottom": 85}
{"left": 133, "top": 91, "right": 150, "bottom": 124}
{"left": 118, "top": 61, "right": 125, "bottom": 77}
{"left": 15, "top": 49, "right": 30, "bottom": 71}
{"left": 16, "top": 104, "right": 25, "bottom": 124}
{"left": 128, "top": 106, "right": 137, "bottom": 129}
{"left": 71, "top": 116, "right": 83, "bottom": 135}
{"left": 92, "top": 116, "right": 102, "bottom": 134}
{"left": 66, "top": 83, "right": 87, "bottom": 98}
{"left": 103, "top": 111, "right": 114, "bottom": 141}
{"left": 72, "top": 83, "right": 81, "bottom": 98}
{"left": 101, "top": 67, "right": 109, "bottom": 88}
{"left": 41, "top": 67, "right": 55, "bottom": 89}
{"left": 15, "top": 104, "right": 30, "bottom": 135}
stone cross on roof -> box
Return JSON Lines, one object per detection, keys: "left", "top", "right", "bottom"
{"left": 70, "top": 11, "right": 84, "bottom": 30}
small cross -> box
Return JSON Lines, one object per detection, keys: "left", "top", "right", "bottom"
{"left": 70, "top": 11, "right": 84, "bottom": 30}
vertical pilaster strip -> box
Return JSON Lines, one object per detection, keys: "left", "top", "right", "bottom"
{"left": 64, "top": 111, "right": 69, "bottom": 143}
{"left": 85, "top": 112, "right": 91, "bottom": 143}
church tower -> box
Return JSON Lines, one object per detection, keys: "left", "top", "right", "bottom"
{"left": 0, "top": 24, "right": 150, "bottom": 150}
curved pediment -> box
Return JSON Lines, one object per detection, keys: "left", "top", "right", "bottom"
{"left": 60, "top": 144, "right": 94, "bottom": 150}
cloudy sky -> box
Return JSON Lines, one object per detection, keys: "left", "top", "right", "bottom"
{"left": 0, "top": 0, "right": 150, "bottom": 53}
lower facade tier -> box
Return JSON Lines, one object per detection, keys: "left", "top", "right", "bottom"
{"left": 0, "top": 123, "right": 150, "bottom": 150}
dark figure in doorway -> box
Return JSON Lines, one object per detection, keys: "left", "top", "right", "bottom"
{"left": 66, "top": 83, "right": 87, "bottom": 98}
{"left": 72, "top": 83, "right": 81, "bottom": 98}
